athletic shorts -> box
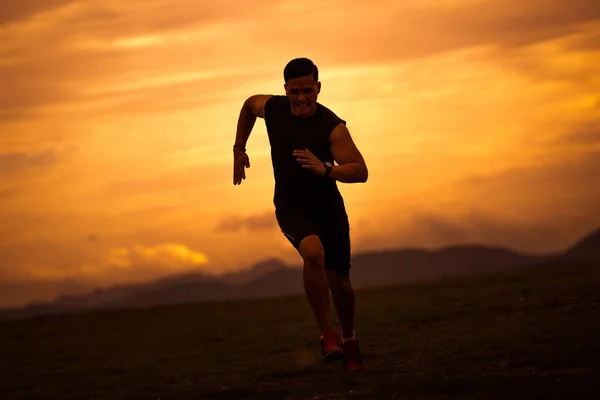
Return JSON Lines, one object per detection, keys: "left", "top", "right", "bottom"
{"left": 275, "top": 207, "right": 351, "bottom": 277}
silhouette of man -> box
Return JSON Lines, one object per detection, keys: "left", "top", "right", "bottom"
{"left": 232, "top": 58, "right": 368, "bottom": 371}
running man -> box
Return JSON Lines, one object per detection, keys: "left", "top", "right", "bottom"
{"left": 232, "top": 58, "right": 368, "bottom": 371}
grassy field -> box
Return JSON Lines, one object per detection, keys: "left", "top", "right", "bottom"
{"left": 1, "top": 262, "right": 600, "bottom": 399}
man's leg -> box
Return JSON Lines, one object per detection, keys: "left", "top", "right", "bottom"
{"left": 321, "top": 212, "right": 355, "bottom": 337}
{"left": 275, "top": 208, "right": 341, "bottom": 360}
{"left": 326, "top": 270, "right": 355, "bottom": 339}
{"left": 298, "top": 235, "right": 332, "bottom": 334}
{"left": 299, "top": 235, "right": 344, "bottom": 361}
{"left": 322, "top": 213, "right": 363, "bottom": 370}
{"left": 327, "top": 270, "right": 362, "bottom": 370}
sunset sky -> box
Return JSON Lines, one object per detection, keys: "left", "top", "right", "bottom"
{"left": 1, "top": 0, "right": 600, "bottom": 307}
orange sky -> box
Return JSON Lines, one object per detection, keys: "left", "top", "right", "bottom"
{"left": 1, "top": 0, "right": 600, "bottom": 307}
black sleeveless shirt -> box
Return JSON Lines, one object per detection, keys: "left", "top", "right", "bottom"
{"left": 264, "top": 95, "right": 347, "bottom": 214}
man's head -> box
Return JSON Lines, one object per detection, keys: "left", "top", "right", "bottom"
{"left": 284, "top": 58, "right": 321, "bottom": 118}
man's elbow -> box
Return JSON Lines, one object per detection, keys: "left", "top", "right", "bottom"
{"left": 359, "top": 166, "right": 368, "bottom": 183}
{"left": 244, "top": 94, "right": 270, "bottom": 118}
{"left": 243, "top": 97, "right": 257, "bottom": 116}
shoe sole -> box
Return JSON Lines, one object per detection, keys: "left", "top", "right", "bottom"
{"left": 321, "top": 347, "right": 343, "bottom": 361}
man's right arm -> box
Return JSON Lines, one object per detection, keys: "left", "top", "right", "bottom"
{"left": 234, "top": 94, "right": 274, "bottom": 150}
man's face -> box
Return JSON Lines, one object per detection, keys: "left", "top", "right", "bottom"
{"left": 284, "top": 74, "right": 321, "bottom": 117}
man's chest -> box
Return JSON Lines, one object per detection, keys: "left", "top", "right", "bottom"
{"left": 270, "top": 122, "right": 330, "bottom": 151}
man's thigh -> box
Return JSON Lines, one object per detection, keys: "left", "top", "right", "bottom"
{"left": 275, "top": 207, "right": 320, "bottom": 251}
{"left": 275, "top": 208, "right": 351, "bottom": 276}
{"left": 320, "top": 213, "right": 351, "bottom": 277}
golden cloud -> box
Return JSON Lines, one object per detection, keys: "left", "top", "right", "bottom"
{"left": 73, "top": 243, "right": 211, "bottom": 286}
{"left": 104, "top": 243, "right": 209, "bottom": 269}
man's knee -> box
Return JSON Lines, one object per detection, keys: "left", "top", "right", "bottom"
{"left": 299, "top": 235, "right": 324, "bottom": 267}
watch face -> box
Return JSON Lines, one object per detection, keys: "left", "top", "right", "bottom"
{"left": 324, "top": 162, "right": 333, "bottom": 167}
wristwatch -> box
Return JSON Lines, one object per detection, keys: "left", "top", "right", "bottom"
{"left": 323, "top": 161, "right": 333, "bottom": 177}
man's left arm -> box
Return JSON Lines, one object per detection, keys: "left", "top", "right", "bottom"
{"left": 328, "top": 123, "right": 368, "bottom": 183}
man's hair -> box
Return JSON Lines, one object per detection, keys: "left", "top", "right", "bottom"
{"left": 283, "top": 58, "right": 319, "bottom": 84}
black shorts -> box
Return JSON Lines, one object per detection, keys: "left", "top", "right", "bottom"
{"left": 275, "top": 207, "right": 351, "bottom": 277}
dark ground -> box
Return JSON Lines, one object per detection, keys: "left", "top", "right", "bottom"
{"left": 1, "top": 261, "right": 599, "bottom": 399}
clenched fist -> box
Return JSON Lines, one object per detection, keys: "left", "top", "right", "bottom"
{"left": 294, "top": 149, "right": 326, "bottom": 176}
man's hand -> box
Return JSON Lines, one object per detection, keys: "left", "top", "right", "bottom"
{"left": 294, "top": 149, "right": 326, "bottom": 176}
{"left": 233, "top": 147, "right": 250, "bottom": 185}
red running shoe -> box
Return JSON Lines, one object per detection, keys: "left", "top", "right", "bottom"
{"left": 341, "top": 334, "right": 363, "bottom": 371}
{"left": 320, "top": 329, "right": 343, "bottom": 361}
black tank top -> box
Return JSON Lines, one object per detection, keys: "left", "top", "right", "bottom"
{"left": 264, "top": 95, "right": 347, "bottom": 214}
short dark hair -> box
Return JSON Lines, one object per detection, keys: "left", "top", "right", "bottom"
{"left": 283, "top": 58, "right": 319, "bottom": 84}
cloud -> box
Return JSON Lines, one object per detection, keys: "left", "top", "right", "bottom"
{"left": 0, "top": 63, "right": 76, "bottom": 114}
{"left": 485, "top": 23, "right": 600, "bottom": 92}
{"left": 0, "top": 200, "right": 212, "bottom": 249}
{"left": 103, "top": 243, "right": 208, "bottom": 268}
{"left": 0, "top": 1, "right": 266, "bottom": 119}
{"left": 102, "top": 161, "right": 229, "bottom": 199}
{"left": 57, "top": 1, "right": 280, "bottom": 41}
{"left": 353, "top": 146, "right": 600, "bottom": 255}
{"left": 408, "top": 212, "right": 571, "bottom": 252}
{"left": 556, "top": 122, "right": 600, "bottom": 146}
{"left": 0, "top": 240, "right": 210, "bottom": 284}
{"left": 79, "top": 243, "right": 211, "bottom": 284}
{"left": 251, "top": 0, "right": 600, "bottom": 67}
{"left": 0, "top": 110, "right": 40, "bottom": 122}
{"left": 566, "top": 30, "right": 600, "bottom": 51}
{"left": 0, "top": 239, "right": 95, "bottom": 283}
{"left": 1, "top": 0, "right": 271, "bottom": 31}
{"left": 355, "top": 208, "right": 594, "bottom": 256}
{"left": 0, "top": 240, "right": 210, "bottom": 307}
{"left": 3, "top": 0, "right": 598, "bottom": 123}
{"left": 459, "top": 149, "right": 600, "bottom": 200}
{"left": 215, "top": 211, "right": 277, "bottom": 233}
{"left": 74, "top": 68, "right": 274, "bottom": 116}
{"left": 453, "top": 0, "right": 600, "bottom": 49}
{"left": 0, "top": 150, "right": 59, "bottom": 173}
{"left": 0, "top": 0, "right": 82, "bottom": 23}
{"left": 435, "top": 150, "right": 600, "bottom": 249}
{"left": 0, "top": 188, "right": 17, "bottom": 199}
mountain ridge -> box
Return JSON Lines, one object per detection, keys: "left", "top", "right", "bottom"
{"left": 1, "top": 227, "right": 598, "bottom": 321}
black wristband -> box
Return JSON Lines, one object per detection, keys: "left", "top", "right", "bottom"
{"left": 233, "top": 144, "right": 245, "bottom": 151}
{"left": 323, "top": 162, "right": 333, "bottom": 177}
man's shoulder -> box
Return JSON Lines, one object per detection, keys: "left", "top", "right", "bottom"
{"left": 266, "top": 95, "right": 288, "bottom": 107}
{"left": 264, "top": 95, "right": 288, "bottom": 119}
{"left": 316, "top": 102, "right": 346, "bottom": 127}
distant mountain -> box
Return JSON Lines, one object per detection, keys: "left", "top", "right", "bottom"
{"left": 100, "top": 259, "right": 296, "bottom": 309}
{"left": 110, "top": 265, "right": 304, "bottom": 309}
{"left": 62, "top": 245, "right": 547, "bottom": 311}
{"left": 0, "top": 258, "right": 295, "bottom": 318}
{"left": 103, "top": 281, "right": 231, "bottom": 309}
{"left": 220, "top": 258, "right": 291, "bottom": 285}
{"left": 0, "top": 279, "right": 91, "bottom": 309}
{"left": 48, "top": 277, "right": 213, "bottom": 312}
{"left": 237, "top": 267, "right": 304, "bottom": 298}
{"left": 1, "top": 227, "right": 598, "bottom": 321}
{"left": 347, "top": 244, "right": 548, "bottom": 288}
{"left": 564, "top": 227, "right": 600, "bottom": 262}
